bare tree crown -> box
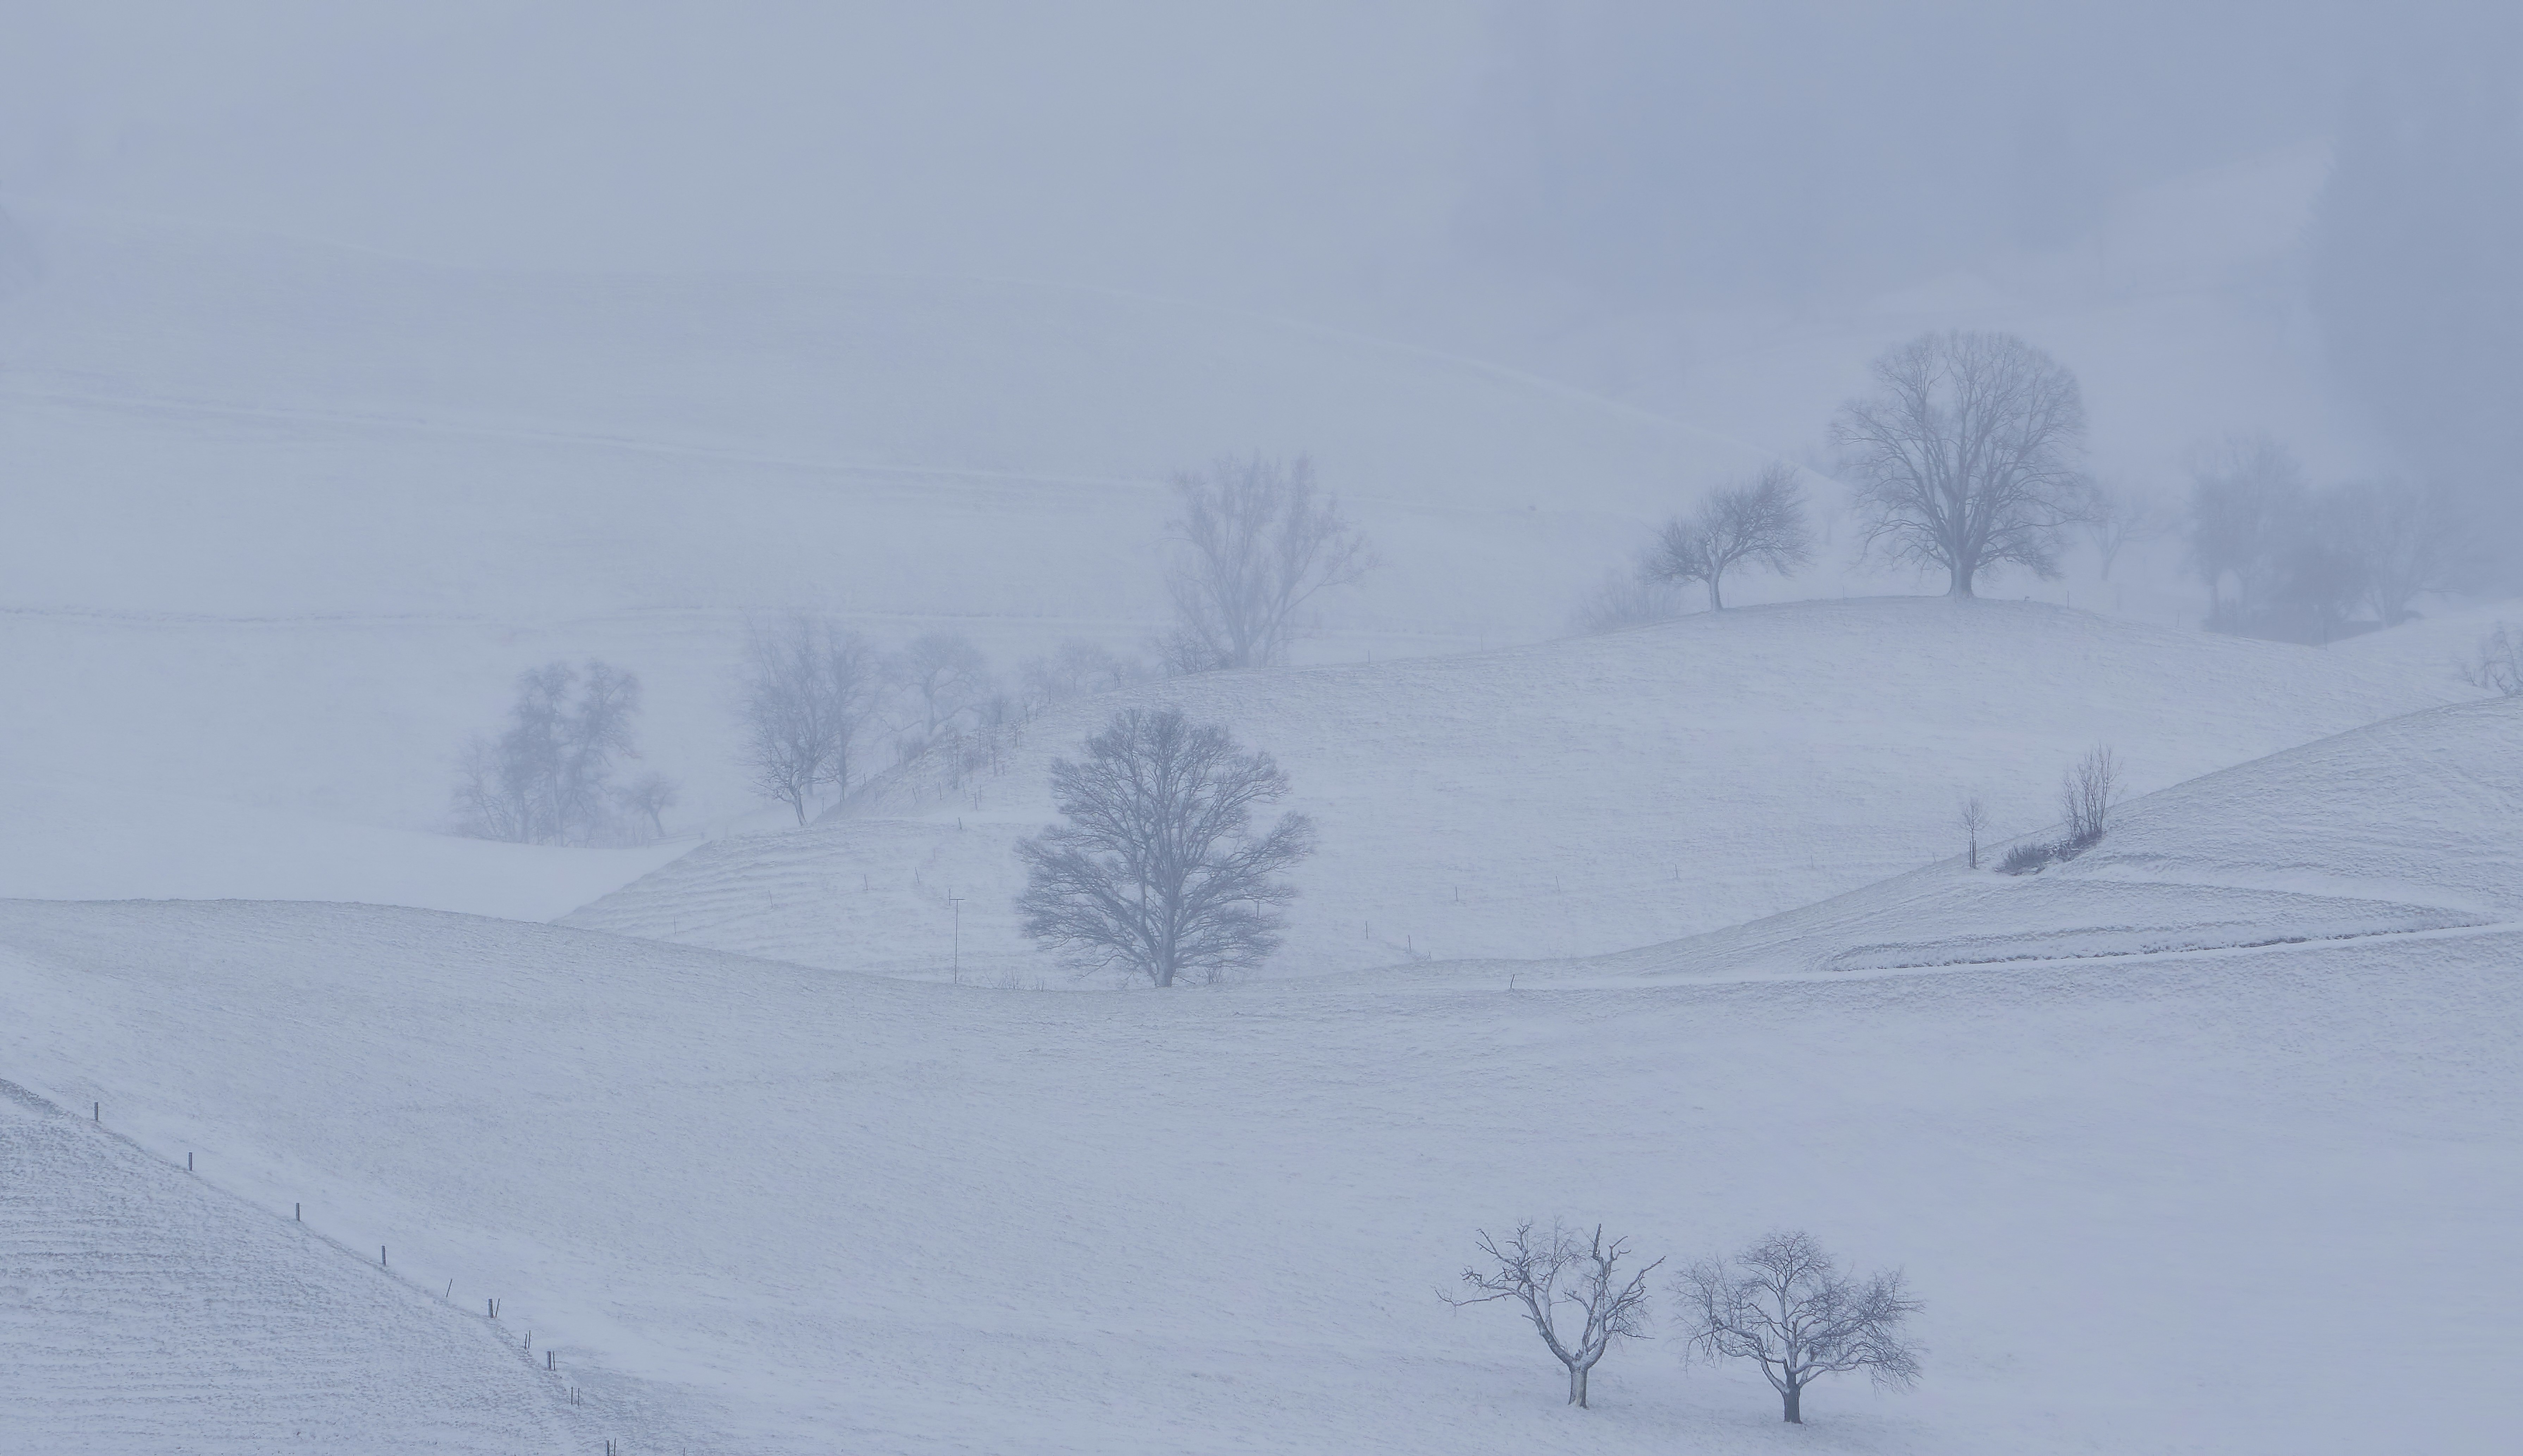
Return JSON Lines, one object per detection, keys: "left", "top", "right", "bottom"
{"left": 1015, "top": 707, "right": 1314, "bottom": 987}
{"left": 2461, "top": 623, "right": 2523, "bottom": 697}
{"left": 736, "top": 616, "right": 883, "bottom": 824}
{"left": 1831, "top": 331, "right": 2091, "bottom": 597}
{"left": 454, "top": 659, "right": 649, "bottom": 846}
{"left": 1677, "top": 1230, "right": 1922, "bottom": 1425}
{"left": 1643, "top": 463, "right": 1814, "bottom": 610}
{"left": 1443, "top": 1220, "right": 1661, "bottom": 1409}
{"left": 1162, "top": 454, "right": 1372, "bottom": 672}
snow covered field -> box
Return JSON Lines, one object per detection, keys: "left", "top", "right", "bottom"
{"left": 569, "top": 598, "right": 2486, "bottom": 982}
{"left": 1433, "top": 692, "right": 2523, "bottom": 986}
{"left": 0, "top": 1078, "right": 581, "bottom": 1454}
{"left": 2, "top": 897, "right": 2513, "bottom": 1454}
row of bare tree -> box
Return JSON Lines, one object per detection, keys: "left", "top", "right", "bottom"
{"left": 1445, "top": 1222, "right": 1921, "bottom": 1423}
{"left": 1585, "top": 330, "right": 2481, "bottom": 640}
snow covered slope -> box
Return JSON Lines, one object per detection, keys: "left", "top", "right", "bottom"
{"left": 1467, "top": 692, "right": 2523, "bottom": 985}
{"left": 0, "top": 1078, "right": 581, "bottom": 1455}
{"left": 567, "top": 598, "right": 2485, "bottom": 980}
{"left": 2, "top": 898, "right": 2514, "bottom": 1454}
{"left": 0, "top": 204, "right": 1781, "bottom": 911}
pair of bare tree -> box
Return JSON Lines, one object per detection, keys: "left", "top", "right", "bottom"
{"left": 1015, "top": 707, "right": 1314, "bottom": 987}
{"left": 1160, "top": 454, "right": 1372, "bottom": 673}
{"left": 455, "top": 659, "right": 674, "bottom": 845}
{"left": 1445, "top": 1221, "right": 1920, "bottom": 1423}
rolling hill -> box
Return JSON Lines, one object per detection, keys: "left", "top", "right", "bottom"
{"left": 1, "top": 895, "right": 2513, "bottom": 1454}
{"left": 567, "top": 598, "right": 2487, "bottom": 981}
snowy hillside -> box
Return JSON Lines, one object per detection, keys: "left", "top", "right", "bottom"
{"left": 2, "top": 897, "right": 2513, "bottom": 1454}
{"left": 0, "top": 1079, "right": 581, "bottom": 1455}
{"left": 567, "top": 598, "right": 2485, "bottom": 981}
{"left": 0, "top": 204, "right": 1785, "bottom": 912}
{"left": 1445, "top": 692, "right": 2523, "bottom": 985}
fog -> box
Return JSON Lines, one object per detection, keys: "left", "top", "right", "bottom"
{"left": 5, "top": 9, "right": 2522, "bottom": 1454}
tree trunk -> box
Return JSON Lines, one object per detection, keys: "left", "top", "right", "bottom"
{"left": 1708, "top": 573, "right": 1725, "bottom": 611}
{"left": 1782, "top": 1383, "right": 1802, "bottom": 1423}
{"left": 1947, "top": 564, "right": 1975, "bottom": 597}
{"left": 1568, "top": 1364, "right": 1589, "bottom": 1408}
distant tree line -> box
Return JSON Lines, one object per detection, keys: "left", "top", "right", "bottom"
{"left": 453, "top": 659, "right": 677, "bottom": 846}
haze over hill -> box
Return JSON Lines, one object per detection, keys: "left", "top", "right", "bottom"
{"left": 569, "top": 599, "right": 2487, "bottom": 982}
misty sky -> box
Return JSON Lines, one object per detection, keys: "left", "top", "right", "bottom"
{"left": 7, "top": 3, "right": 2510, "bottom": 320}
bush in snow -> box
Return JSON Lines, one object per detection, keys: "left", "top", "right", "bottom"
{"left": 2060, "top": 745, "right": 2121, "bottom": 852}
{"left": 1674, "top": 1230, "right": 1923, "bottom": 1424}
{"left": 2460, "top": 622, "right": 2523, "bottom": 696}
{"left": 1014, "top": 707, "right": 1314, "bottom": 987}
{"left": 1442, "top": 1220, "right": 1660, "bottom": 1409}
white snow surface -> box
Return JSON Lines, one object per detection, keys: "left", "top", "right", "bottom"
{"left": 1, "top": 897, "right": 2514, "bottom": 1454}
{"left": 567, "top": 598, "right": 2485, "bottom": 982}
{"left": 0, "top": 1079, "right": 579, "bottom": 1454}
{"left": 1453, "top": 692, "right": 2523, "bottom": 985}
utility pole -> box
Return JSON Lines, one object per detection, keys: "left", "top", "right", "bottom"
{"left": 948, "top": 889, "right": 965, "bottom": 983}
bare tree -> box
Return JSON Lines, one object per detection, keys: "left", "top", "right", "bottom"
{"left": 452, "top": 659, "right": 647, "bottom": 845}
{"left": 1015, "top": 707, "right": 1314, "bottom": 987}
{"left": 1831, "top": 331, "right": 2092, "bottom": 598}
{"left": 2460, "top": 623, "right": 2523, "bottom": 696}
{"left": 1162, "top": 454, "right": 1372, "bottom": 672}
{"left": 890, "top": 631, "right": 993, "bottom": 757}
{"left": 1571, "top": 569, "right": 1686, "bottom": 635}
{"left": 1958, "top": 795, "right": 1988, "bottom": 870}
{"left": 1643, "top": 464, "right": 1814, "bottom": 610}
{"left": 2334, "top": 476, "right": 2464, "bottom": 627}
{"left": 615, "top": 770, "right": 680, "bottom": 840}
{"left": 1676, "top": 1230, "right": 1922, "bottom": 1425}
{"left": 2061, "top": 745, "right": 2120, "bottom": 849}
{"left": 2186, "top": 436, "right": 2307, "bottom": 629}
{"left": 1019, "top": 639, "right": 1148, "bottom": 714}
{"left": 736, "top": 616, "right": 882, "bottom": 823}
{"left": 2083, "top": 481, "right": 2176, "bottom": 580}
{"left": 1443, "top": 1221, "right": 1661, "bottom": 1409}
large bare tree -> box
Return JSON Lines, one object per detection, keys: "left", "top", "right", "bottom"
{"left": 1162, "top": 454, "right": 1372, "bottom": 672}
{"left": 1443, "top": 1220, "right": 1660, "bottom": 1409}
{"left": 736, "top": 616, "right": 883, "bottom": 823}
{"left": 1015, "top": 707, "right": 1314, "bottom": 987}
{"left": 453, "top": 659, "right": 647, "bottom": 845}
{"left": 1676, "top": 1230, "right": 1922, "bottom": 1425}
{"left": 1831, "top": 331, "right": 2091, "bottom": 597}
{"left": 1643, "top": 464, "right": 1814, "bottom": 610}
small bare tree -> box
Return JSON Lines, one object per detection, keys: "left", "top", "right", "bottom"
{"left": 614, "top": 770, "right": 680, "bottom": 840}
{"left": 2083, "top": 481, "right": 2176, "bottom": 580}
{"left": 1643, "top": 464, "right": 1814, "bottom": 610}
{"left": 2460, "top": 623, "right": 2523, "bottom": 696}
{"left": 1015, "top": 707, "right": 1314, "bottom": 987}
{"left": 736, "top": 616, "right": 882, "bottom": 823}
{"left": 1162, "top": 454, "right": 1372, "bottom": 672}
{"left": 1018, "top": 639, "right": 1148, "bottom": 714}
{"left": 1571, "top": 569, "right": 1686, "bottom": 634}
{"left": 1831, "top": 331, "right": 2092, "bottom": 597}
{"left": 890, "top": 631, "right": 993, "bottom": 757}
{"left": 1958, "top": 795, "right": 1989, "bottom": 869}
{"left": 1443, "top": 1221, "right": 1661, "bottom": 1409}
{"left": 1676, "top": 1230, "right": 1922, "bottom": 1424}
{"left": 2061, "top": 745, "right": 2120, "bottom": 849}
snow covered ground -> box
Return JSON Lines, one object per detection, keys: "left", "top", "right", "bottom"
{"left": 1409, "top": 691, "right": 2520, "bottom": 986}
{"left": 2, "top": 896, "right": 2513, "bottom": 1454}
{"left": 567, "top": 598, "right": 2487, "bottom": 982}
{"left": 0, "top": 1078, "right": 583, "bottom": 1454}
